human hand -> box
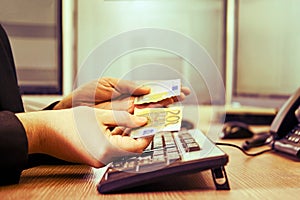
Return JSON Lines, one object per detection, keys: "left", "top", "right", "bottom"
{"left": 16, "top": 106, "right": 152, "bottom": 168}
{"left": 53, "top": 77, "right": 191, "bottom": 113}
{"left": 53, "top": 77, "right": 150, "bottom": 110}
{"left": 94, "top": 86, "right": 190, "bottom": 113}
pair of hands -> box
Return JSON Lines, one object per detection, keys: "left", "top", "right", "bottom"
{"left": 17, "top": 77, "right": 190, "bottom": 168}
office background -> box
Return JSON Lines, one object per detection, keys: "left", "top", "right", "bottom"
{"left": 0, "top": 0, "right": 299, "bottom": 109}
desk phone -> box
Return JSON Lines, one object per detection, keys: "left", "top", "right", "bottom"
{"left": 270, "top": 88, "right": 300, "bottom": 158}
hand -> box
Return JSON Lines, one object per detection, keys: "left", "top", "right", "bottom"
{"left": 94, "top": 86, "right": 190, "bottom": 113}
{"left": 54, "top": 77, "right": 191, "bottom": 113}
{"left": 16, "top": 106, "right": 152, "bottom": 168}
{"left": 53, "top": 77, "right": 150, "bottom": 111}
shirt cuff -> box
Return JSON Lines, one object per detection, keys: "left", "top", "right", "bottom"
{"left": 43, "top": 101, "right": 60, "bottom": 110}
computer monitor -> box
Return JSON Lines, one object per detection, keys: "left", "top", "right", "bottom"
{"left": 76, "top": 0, "right": 226, "bottom": 106}
{"left": 0, "top": 0, "right": 62, "bottom": 94}
{"left": 229, "top": 0, "right": 300, "bottom": 110}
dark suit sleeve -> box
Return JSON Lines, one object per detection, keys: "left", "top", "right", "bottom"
{"left": 0, "top": 24, "right": 29, "bottom": 185}
{"left": 0, "top": 24, "right": 71, "bottom": 185}
{"left": 0, "top": 25, "right": 24, "bottom": 113}
{"left": 0, "top": 111, "right": 28, "bottom": 185}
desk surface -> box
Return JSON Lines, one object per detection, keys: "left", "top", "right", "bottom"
{"left": 1, "top": 139, "right": 300, "bottom": 199}
{"left": 1, "top": 106, "right": 300, "bottom": 199}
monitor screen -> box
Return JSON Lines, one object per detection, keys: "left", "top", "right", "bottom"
{"left": 231, "top": 0, "right": 300, "bottom": 109}
{"left": 0, "top": 0, "right": 62, "bottom": 94}
{"left": 77, "top": 0, "right": 226, "bottom": 105}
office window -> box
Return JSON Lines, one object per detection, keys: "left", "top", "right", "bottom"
{"left": 0, "top": 0, "right": 62, "bottom": 94}
{"left": 232, "top": 0, "right": 300, "bottom": 108}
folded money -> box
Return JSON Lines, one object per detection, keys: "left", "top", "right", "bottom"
{"left": 130, "top": 106, "right": 183, "bottom": 138}
{"left": 134, "top": 79, "right": 181, "bottom": 105}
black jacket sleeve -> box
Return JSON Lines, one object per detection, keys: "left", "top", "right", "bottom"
{"left": 0, "top": 111, "right": 28, "bottom": 185}
{"left": 0, "top": 25, "right": 24, "bottom": 113}
{"left": 0, "top": 24, "right": 70, "bottom": 186}
{"left": 0, "top": 24, "right": 28, "bottom": 185}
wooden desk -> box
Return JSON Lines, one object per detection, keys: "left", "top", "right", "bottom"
{"left": 1, "top": 106, "right": 300, "bottom": 199}
{"left": 1, "top": 139, "right": 300, "bottom": 199}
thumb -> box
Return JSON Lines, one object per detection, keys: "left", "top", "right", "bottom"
{"left": 97, "top": 109, "right": 148, "bottom": 128}
{"left": 110, "top": 78, "right": 150, "bottom": 96}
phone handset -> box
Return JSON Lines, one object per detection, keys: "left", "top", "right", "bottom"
{"left": 270, "top": 88, "right": 300, "bottom": 139}
{"left": 295, "top": 106, "right": 300, "bottom": 122}
{"left": 270, "top": 88, "right": 300, "bottom": 158}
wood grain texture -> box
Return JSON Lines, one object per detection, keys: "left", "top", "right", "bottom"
{"left": 1, "top": 142, "right": 300, "bottom": 200}
{"left": 1, "top": 106, "right": 300, "bottom": 199}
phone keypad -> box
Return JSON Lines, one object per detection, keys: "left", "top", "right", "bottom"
{"left": 286, "top": 124, "right": 300, "bottom": 144}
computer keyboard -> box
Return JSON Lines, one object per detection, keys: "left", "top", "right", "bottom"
{"left": 111, "top": 131, "right": 200, "bottom": 173}
{"left": 97, "top": 129, "right": 230, "bottom": 193}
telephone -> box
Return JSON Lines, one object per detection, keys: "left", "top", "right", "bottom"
{"left": 270, "top": 88, "right": 300, "bottom": 158}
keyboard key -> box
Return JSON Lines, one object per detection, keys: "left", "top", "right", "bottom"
{"left": 152, "top": 154, "right": 166, "bottom": 164}
{"left": 153, "top": 149, "right": 164, "bottom": 156}
{"left": 166, "top": 147, "right": 178, "bottom": 153}
{"left": 138, "top": 155, "right": 166, "bottom": 172}
{"left": 186, "top": 142, "right": 201, "bottom": 152}
{"left": 167, "top": 152, "right": 180, "bottom": 162}
{"left": 125, "top": 160, "right": 138, "bottom": 171}
{"left": 138, "top": 156, "right": 152, "bottom": 167}
{"left": 153, "top": 139, "right": 164, "bottom": 149}
{"left": 183, "top": 138, "right": 196, "bottom": 144}
{"left": 141, "top": 150, "right": 153, "bottom": 157}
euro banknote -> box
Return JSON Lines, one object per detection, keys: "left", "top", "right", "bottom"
{"left": 134, "top": 79, "right": 181, "bottom": 105}
{"left": 130, "top": 106, "right": 183, "bottom": 138}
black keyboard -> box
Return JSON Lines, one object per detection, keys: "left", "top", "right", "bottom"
{"left": 97, "top": 129, "right": 230, "bottom": 193}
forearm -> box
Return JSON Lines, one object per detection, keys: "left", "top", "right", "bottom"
{"left": 16, "top": 111, "right": 45, "bottom": 154}
{"left": 15, "top": 109, "right": 104, "bottom": 167}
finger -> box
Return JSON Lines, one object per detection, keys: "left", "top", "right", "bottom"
{"left": 94, "top": 101, "right": 112, "bottom": 110}
{"left": 111, "top": 127, "right": 126, "bottom": 135}
{"left": 127, "top": 97, "right": 135, "bottom": 113}
{"left": 107, "top": 77, "right": 150, "bottom": 97}
{"left": 181, "top": 86, "right": 191, "bottom": 96}
{"left": 135, "top": 98, "right": 174, "bottom": 109}
{"left": 110, "top": 127, "right": 131, "bottom": 136}
{"left": 98, "top": 110, "right": 148, "bottom": 128}
{"left": 133, "top": 86, "right": 190, "bottom": 108}
{"left": 122, "top": 128, "right": 131, "bottom": 136}
{"left": 95, "top": 97, "right": 134, "bottom": 113}
{"left": 173, "top": 87, "right": 190, "bottom": 102}
{"left": 130, "top": 136, "right": 154, "bottom": 153}
{"left": 110, "top": 135, "right": 153, "bottom": 153}
{"left": 173, "top": 92, "right": 186, "bottom": 102}
{"left": 157, "top": 98, "right": 174, "bottom": 107}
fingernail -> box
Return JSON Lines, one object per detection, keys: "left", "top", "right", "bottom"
{"left": 137, "top": 116, "right": 148, "bottom": 124}
{"left": 141, "top": 86, "right": 151, "bottom": 91}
